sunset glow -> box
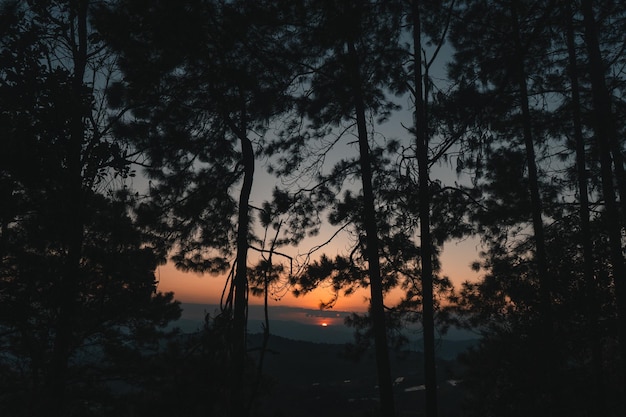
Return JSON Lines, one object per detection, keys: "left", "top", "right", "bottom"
{"left": 154, "top": 237, "right": 482, "bottom": 311}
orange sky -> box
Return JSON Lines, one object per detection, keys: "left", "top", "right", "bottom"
{"left": 153, "top": 88, "right": 483, "bottom": 313}
{"left": 153, "top": 158, "right": 483, "bottom": 312}
{"left": 151, "top": 79, "right": 483, "bottom": 313}
{"left": 155, "top": 236, "right": 482, "bottom": 312}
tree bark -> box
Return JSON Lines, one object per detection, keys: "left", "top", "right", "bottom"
{"left": 46, "top": 2, "right": 88, "bottom": 415}
{"left": 411, "top": 1, "right": 438, "bottom": 416}
{"left": 564, "top": 3, "right": 605, "bottom": 413}
{"left": 581, "top": 0, "right": 626, "bottom": 390}
{"left": 510, "top": 3, "right": 554, "bottom": 414}
{"left": 230, "top": 119, "right": 254, "bottom": 417}
{"left": 347, "top": 40, "right": 396, "bottom": 417}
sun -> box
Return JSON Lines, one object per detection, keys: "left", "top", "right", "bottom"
{"left": 321, "top": 322, "right": 328, "bottom": 327}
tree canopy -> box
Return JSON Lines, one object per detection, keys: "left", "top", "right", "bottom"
{"left": 2, "top": 0, "right": 626, "bottom": 416}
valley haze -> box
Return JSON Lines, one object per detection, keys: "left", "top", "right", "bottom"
{"left": 175, "top": 303, "right": 479, "bottom": 355}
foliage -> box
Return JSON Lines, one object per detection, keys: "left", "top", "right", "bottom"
{"left": 3, "top": 0, "right": 626, "bottom": 416}
{"left": 443, "top": 0, "right": 626, "bottom": 414}
{"left": 0, "top": 2, "right": 180, "bottom": 415}
{"left": 96, "top": 0, "right": 299, "bottom": 273}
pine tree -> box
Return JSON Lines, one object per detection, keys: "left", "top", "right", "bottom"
{"left": 97, "top": 1, "right": 298, "bottom": 414}
{"left": 0, "top": 2, "right": 180, "bottom": 416}
{"left": 265, "top": 2, "right": 406, "bottom": 414}
{"left": 443, "top": 0, "right": 565, "bottom": 413}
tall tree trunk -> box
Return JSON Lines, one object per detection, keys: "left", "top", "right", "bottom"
{"left": 229, "top": 118, "right": 254, "bottom": 417}
{"left": 411, "top": 1, "right": 438, "bottom": 416}
{"left": 347, "top": 40, "right": 396, "bottom": 417}
{"left": 564, "top": 4, "right": 606, "bottom": 413}
{"left": 510, "top": 3, "right": 554, "bottom": 414}
{"left": 580, "top": 1, "right": 626, "bottom": 217}
{"left": 581, "top": 0, "right": 626, "bottom": 391}
{"left": 46, "top": 2, "right": 88, "bottom": 415}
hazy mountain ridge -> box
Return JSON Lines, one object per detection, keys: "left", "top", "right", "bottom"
{"left": 168, "top": 304, "right": 476, "bottom": 416}
{"left": 175, "top": 303, "right": 480, "bottom": 360}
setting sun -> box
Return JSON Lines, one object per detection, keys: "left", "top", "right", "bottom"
{"left": 321, "top": 322, "right": 328, "bottom": 327}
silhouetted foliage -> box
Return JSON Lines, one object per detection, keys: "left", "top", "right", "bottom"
{"left": 444, "top": 0, "right": 626, "bottom": 415}
{"left": 96, "top": 1, "right": 303, "bottom": 414}
{"left": 266, "top": 2, "right": 408, "bottom": 415}
{"left": 0, "top": 2, "right": 180, "bottom": 416}
{"left": 3, "top": 0, "right": 626, "bottom": 416}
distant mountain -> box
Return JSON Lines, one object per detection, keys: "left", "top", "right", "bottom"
{"left": 166, "top": 304, "right": 478, "bottom": 416}
{"left": 247, "top": 318, "right": 355, "bottom": 343}
{"left": 173, "top": 303, "right": 480, "bottom": 359}
{"left": 173, "top": 303, "right": 359, "bottom": 343}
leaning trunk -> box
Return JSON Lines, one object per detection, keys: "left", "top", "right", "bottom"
{"left": 230, "top": 126, "right": 254, "bottom": 417}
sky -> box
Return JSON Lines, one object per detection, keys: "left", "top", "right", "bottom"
{"left": 155, "top": 222, "right": 482, "bottom": 312}
{"left": 151, "top": 42, "right": 483, "bottom": 313}
{"left": 153, "top": 137, "right": 485, "bottom": 311}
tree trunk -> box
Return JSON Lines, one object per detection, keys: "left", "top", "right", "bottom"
{"left": 45, "top": 2, "right": 88, "bottom": 415}
{"left": 564, "top": 4, "right": 605, "bottom": 413}
{"left": 411, "top": 1, "right": 438, "bottom": 416}
{"left": 510, "top": 3, "right": 554, "bottom": 414}
{"left": 230, "top": 121, "right": 254, "bottom": 417}
{"left": 581, "top": 0, "right": 626, "bottom": 390}
{"left": 347, "top": 40, "right": 396, "bottom": 417}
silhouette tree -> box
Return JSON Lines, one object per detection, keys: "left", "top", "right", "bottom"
{"left": 581, "top": 0, "right": 626, "bottom": 391}
{"left": 561, "top": 2, "right": 605, "bottom": 411}
{"left": 264, "top": 4, "right": 473, "bottom": 416}
{"left": 441, "top": 0, "right": 566, "bottom": 414}
{"left": 262, "top": 2, "right": 406, "bottom": 415}
{"left": 0, "top": 2, "right": 180, "bottom": 416}
{"left": 443, "top": 0, "right": 626, "bottom": 414}
{"left": 405, "top": 1, "right": 458, "bottom": 414}
{"left": 97, "top": 1, "right": 298, "bottom": 414}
